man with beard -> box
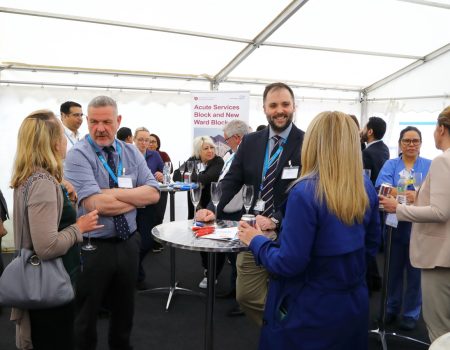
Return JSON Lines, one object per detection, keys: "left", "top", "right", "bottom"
{"left": 360, "top": 116, "right": 390, "bottom": 185}
{"left": 216, "top": 82, "right": 305, "bottom": 325}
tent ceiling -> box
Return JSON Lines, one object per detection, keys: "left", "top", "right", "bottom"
{"left": 0, "top": 0, "right": 449, "bottom": 95}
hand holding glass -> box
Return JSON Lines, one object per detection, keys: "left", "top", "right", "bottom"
{"left": 210, "top": 182, "right": 222, "bottom": 224}
{"left": 81, "top": 201, "right": 99, "bottom": 251}
{"left": 242, "top": 184, "right": 254, "bottom": 214}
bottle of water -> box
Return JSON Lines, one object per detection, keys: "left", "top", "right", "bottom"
{"left": 163, "top": 163, "right": 171, "bottom": 185}
{"left": 397, "top": 175, "right": 407, "bottom": 204}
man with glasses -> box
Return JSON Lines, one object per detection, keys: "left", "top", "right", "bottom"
{"left": 360, "top": 116, "right": 390, "bottom": 185}
{"left": 61, "top": 101, "right": 84, "bottom": 152}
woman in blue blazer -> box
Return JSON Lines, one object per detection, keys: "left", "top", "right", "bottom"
{"left": 239, "top": 111, "right": 381, "bottom": 350}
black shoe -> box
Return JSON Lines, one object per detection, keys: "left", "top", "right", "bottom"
{"left": 216, "top": 289, "right": 236, "bottom": 299}
{"left": 383, "top": 313, "right": 397, "bottom": 325}
{"left": 152, "top": 242, "right": 164, "bottom": 253}
{"left": 136, "top": 280, "right": 150, "bottom": 291}
{"left": 399, "top": 317, "right": 417, "bottom": 331}
{"left": 227, "top": 305, "right": 244, "bottom": 317}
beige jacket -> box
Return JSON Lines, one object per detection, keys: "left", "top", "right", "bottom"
{"left": 397, "top": 148, "right": 450, "bottom": 269}
{"left": 10, "top": 170, "right": 82, "bottom": 349}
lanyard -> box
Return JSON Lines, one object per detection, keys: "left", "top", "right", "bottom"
{"left": 87, "top": 135, "right": 123, "bottom": 185}
{"left": 260, "top": 139, "right": 285, "bottom": 190}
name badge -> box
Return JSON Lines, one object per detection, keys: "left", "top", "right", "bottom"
{"left": 118, "top": 176, "right": 133, "bottom": 189}
{"left": 385, "top": 213, "right": 398, "bottom": 228}
{"left": 282, "top": 166, "right": 299, "bottom": 180}
{"left": 254, "top": 199, "right": 265, "bottom": 212}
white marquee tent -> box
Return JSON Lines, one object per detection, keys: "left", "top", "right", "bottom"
{"left": 1, "top": 0, "right": 449, "bottom": 247}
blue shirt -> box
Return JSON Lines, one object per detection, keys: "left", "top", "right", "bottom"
{"left": 375, "top": 156, "right": 432, "bottom": 189}
{"left": 375, "top": 156, "right": 432, "bottom": 243}
{"left": 65, "top": 136, "right": 159, "bottom": 238}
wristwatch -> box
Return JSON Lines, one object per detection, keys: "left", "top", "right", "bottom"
{"left": 270, "top": 217, "right": 280, "bottom": 229}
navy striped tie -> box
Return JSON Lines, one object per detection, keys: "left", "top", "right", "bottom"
{"left": 103, "top": 146, "right": 131, "bottom": 240}
{"left": 261, "top": 135, "right": 283, "bottom": 217}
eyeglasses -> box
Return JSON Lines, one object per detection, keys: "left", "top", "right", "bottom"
{"left": 401, "top": 138, "right": 421, "bottom": 146}
{"left": 148, "top": 140, "right": 157, "bottom": 144}
{"left": 136, "top": 138, "right": 150, "bottom": 143}
{"left": 69, "top": 113, "right": 83, "bottom": 118}
{"left": 224, "top": 135, "right": 235, "bottom": 144}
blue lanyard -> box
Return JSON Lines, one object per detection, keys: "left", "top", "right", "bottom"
{"left": 87, "top": 135, "right": 123, "bottom": 185}
{"left": 260, "top": 139, "right": 285, "bottom": 191}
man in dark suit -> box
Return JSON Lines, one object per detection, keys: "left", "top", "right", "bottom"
{"left": 216, "top": 82, "right": 304, "bottom": 325}
{"left": 360, "top": 116, "right": 390, "bottom": 293}
{"left": 361, "top": 116, "right": 390, "bottom": 185}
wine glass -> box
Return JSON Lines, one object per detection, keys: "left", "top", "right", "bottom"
{"left": 210, "top": 182, "right": 222, "bottom": 225}
{"left": 413, "top": 172, "right": 423, "bottom": 191}
{"left": 242, "top": 184, "right": 254, "bottom": 214}
{"left": 190, "top": 184, "right": 202, "bottom": 224}
{"left": 82, "top": 201, "right": 97, "bottom": 251}
{"left": 186, "top": 161, "right": 195, "bottom": 183}
{"left": 179, "top": 161, "right": 185, "bottom": 183}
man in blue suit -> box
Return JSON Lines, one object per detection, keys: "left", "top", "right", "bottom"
{"left": 216, "top": 82, "right": 305, "bottom": 325}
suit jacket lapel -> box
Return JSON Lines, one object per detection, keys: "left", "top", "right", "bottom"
{"left": 254, "top": 129, "right": 270, "bottom": 190}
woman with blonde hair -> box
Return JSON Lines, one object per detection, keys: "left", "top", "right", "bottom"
{"left": 10, "top": 110, "right": 100, "bottom": 350}
{"left": 239, "top": 111, "right": 381, "bottom": 349}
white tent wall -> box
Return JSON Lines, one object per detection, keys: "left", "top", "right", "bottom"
{"left": 0, "top": 84, "right": 360, "bottom": 249}
{"left": 366, "top": 50, "right": 450, "bottom": 160}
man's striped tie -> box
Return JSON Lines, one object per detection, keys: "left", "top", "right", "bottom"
{"left": 260, "top": 135, "right": 283, "bottom": 217}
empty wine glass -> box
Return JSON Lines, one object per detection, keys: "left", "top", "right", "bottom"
{"left": 190, "top": 184, "right": 202, "bottom": 224}
{"left": 179, "top": 161, "right": 185, "bottom": 183}
{"left": 186, "top": 161, "right": 195, "bottom": 182}
{"left": 82, "top": 201, "right": 97, "bottom": 251}
{"left": 413, "top": 172, "right": 423, "bottom": 191}
{"left": 210, "top": 182, "right": 222, "bottom": 225}
{"left": 242, "top": 184, "right": 254, "bottom": 214}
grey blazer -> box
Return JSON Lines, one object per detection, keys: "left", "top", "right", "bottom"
{"left": 397, "top": 148, "right": 450, "bottom": 268}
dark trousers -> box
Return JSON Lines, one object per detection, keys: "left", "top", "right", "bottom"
{"left": 136, "top": 197, "right": 166, "bottom": 282}
{"left": 200, "top": 252, "right": 226, "bottom": 278}
{"left": 29, "top": 301, "right": 75, "bottom": 350}
{"left": 74, "top": 234, "right": 140, "bottom": 350}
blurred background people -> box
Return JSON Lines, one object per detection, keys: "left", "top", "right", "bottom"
{"left": 238, "top": 111, "right": 381, "bottom": 349}
{"left": 117, "top": 127, "right": 133, "bottom": 144}
{"left": 148, "top": 133, "right": 171, "bottom": 238}
{"left": 60, "top": 101, "right": 83, "bottom": 152}
{"left": 376, "top": 126, "right": 431, "bottom": 330}
{"left": 174, "top": 136, "right": 223, "bottom": 219}
{"left": 173, "top": 136, "right": 223, "bottom": 287}
{"left": 380, "top": 106, "right": 450, "bottom": 342}
{"left": 361, "top": 116, "right": 390, "bottom": 185}
{"left": 149, "top": 133, "right": 172, "bottom": 166}
{"left": 134, "top": 127, "right": 164, "bottom": 289}
{"left": 10, "top": 110, "right": 100, "bottom": 350}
